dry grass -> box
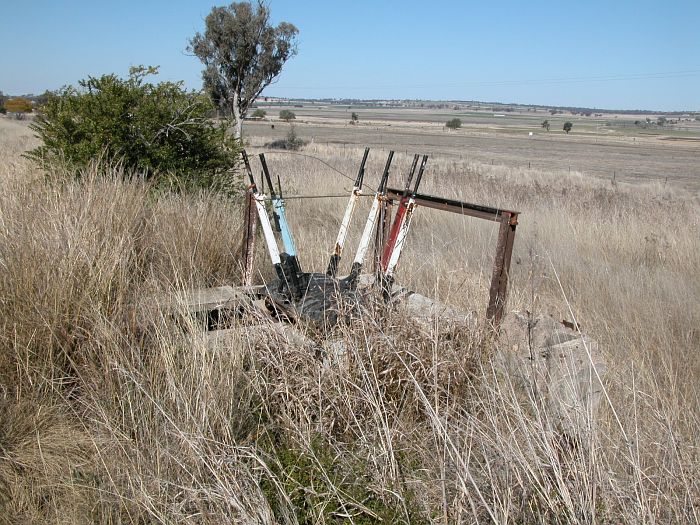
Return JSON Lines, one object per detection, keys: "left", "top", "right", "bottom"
{"left": 0, "top": 116, "right": 698, "bottom": 523}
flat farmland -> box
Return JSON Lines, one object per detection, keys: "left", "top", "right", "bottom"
{"left": 248, "top": 104, "right": 700, "bottom": 192}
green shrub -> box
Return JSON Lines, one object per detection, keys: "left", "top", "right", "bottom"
{"left": 445, "top": 117, "right": 462, "bottom": 129}
{"left": 259, "top": 433, "right": 420, "bottom": 524}
{"left": 279, "top": 109, "right": 296, "bottom": 121}
{"left": 251, "top": 108, "right": 267, "bottom": 119}
{"left": 27, "top": 66, "right": 241, "bottom": 193}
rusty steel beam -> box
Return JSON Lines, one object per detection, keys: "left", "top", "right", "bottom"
{"left": 386, "top": 188, "right": 519, "bottom": 223}
{"left": 486, "top": 212, "right": 517, "bottom": 328}
{"left": 240, "top": 189, "right": 258, "bottom": 286}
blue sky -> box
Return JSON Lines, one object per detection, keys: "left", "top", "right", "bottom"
{"left": 1, "top": 1, "right": 698, "bottom": 111}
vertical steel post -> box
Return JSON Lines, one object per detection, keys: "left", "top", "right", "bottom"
{"left": 373, "top": 198, "right": 393, "bottom": 274}
{"left": 241, "top": 189, "right": 257, "bottom": 286}
{"left": 487, "top": 212, "right": 518, "bottom": 329}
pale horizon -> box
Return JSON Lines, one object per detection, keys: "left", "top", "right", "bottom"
{"left": 1, "top": 1, "right": 699, "bottom": 112}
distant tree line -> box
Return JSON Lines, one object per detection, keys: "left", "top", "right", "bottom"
{"left": 2, "top": 96, "right": 33, "bottom": 119}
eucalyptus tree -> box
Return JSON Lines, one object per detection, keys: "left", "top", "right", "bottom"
{"left": 189, "top": 1, "right": 298, "bottom": 139}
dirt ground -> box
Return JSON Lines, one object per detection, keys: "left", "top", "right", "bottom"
{"left": 246, "top": 105, "right": 700, "bottom": 193}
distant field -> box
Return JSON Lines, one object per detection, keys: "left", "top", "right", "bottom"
{"left": 248, "top": 104, "right": 700, "bottom": 192}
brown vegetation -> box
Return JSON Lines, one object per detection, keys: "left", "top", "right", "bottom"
{"left": 0, "top": 118, "right": 698, "bottom": 523}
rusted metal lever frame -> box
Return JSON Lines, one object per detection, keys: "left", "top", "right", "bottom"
{"left": 239, "top": 152, "right": 519, "bottom": 329}
{"left": 382, "top": 188, "right": 519, "bottom": 330}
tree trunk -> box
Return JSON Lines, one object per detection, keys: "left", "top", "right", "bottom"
{"left": 231, "top": 91, "right": 242, "bottom": 141}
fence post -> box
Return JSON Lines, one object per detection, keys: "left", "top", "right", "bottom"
{"left": 486, "top": 212, "right": 518, "bottom": 329}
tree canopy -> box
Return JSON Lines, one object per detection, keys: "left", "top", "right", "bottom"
{"left": 563, "top": 121, "right": 573, "bottom": 134}
{"left": 189, "top": 1, "right": 298, "bottom": 139}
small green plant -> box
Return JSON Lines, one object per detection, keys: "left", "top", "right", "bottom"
{"left": 541, "top": 119, "right": 550, "bottom": 131}
{"left": 251, "top": 108, "right": 267, "bottom": 119}
{"left": 27, "top": 66, "right": 241, "bottom": 193}
{"left": 285, "top": 124, "right": 305, "bottom": 150}
{"left": 563, "top": 121, "right": 573, "bottom": 133}
{"left": 279, "top": 109, "right": 296, "bottom": 122}
{"left": 350, "top": 111, "right": 359, "bottom": 123}
{"left": 259, "top": 432, "right": 420, "bottom": 524}
{"left": 445, "top": 117, "right": 462, "bottom": 130}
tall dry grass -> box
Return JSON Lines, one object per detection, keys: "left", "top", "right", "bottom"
{"left": 0, "top": 117, "right": 698, "bottom": 523}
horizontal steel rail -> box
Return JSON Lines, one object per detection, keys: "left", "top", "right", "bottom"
{"left": 385, "top": 188, "right": 519, "bottom": 225}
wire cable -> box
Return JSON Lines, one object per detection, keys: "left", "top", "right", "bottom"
{"left": 257, "top": 149, "right": 381, "bottom": 192}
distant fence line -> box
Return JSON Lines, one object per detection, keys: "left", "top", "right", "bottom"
{"left": 308, "top": 141, "right": 678, "bottom": 188}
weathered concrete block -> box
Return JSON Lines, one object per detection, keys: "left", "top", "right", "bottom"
{"left": 497, "top": 312, "right": 606, "bottom": 441}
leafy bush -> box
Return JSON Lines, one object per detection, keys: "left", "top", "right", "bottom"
{"left": 251, "top": 108, "right": 267, "bottom": 119}
{"left": 27, "top": 66, "right": 241, "bottom": 193}
{"left": 285, "top": 124, "right": 306, "bottom": 150}
{"left": 563, "top": 121, "right": 573, "bottom": 133}
{"left": 446, "top": 117, "right": 462, "bottom": 129}
{"left": 279, "top": 109, "right": 296, "bottom": 121}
